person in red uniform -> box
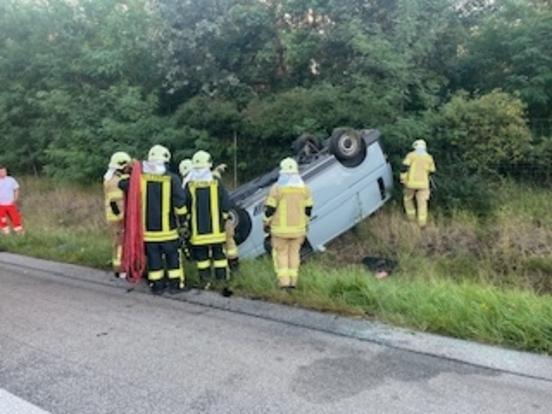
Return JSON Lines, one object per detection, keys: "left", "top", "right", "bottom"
{"left": 0, "top": 166, "right": 24, "bottom": 235}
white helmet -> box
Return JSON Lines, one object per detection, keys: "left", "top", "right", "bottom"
{"left": 192, "top": 150, "right": 212, "bottom": 170}
{"left": 109, "top": 152, "right": 131, "bottom": 170}
{"left": 279, "top": 157, "right": 299, "bottom": 174}
{"left": 179, "top": 159, "right": 193, "bottom": 177}
{"left": 412, "top": 139, "right": 427, "bottom": 150}
{"left": 148, "top": 145, "right": 171, "bottom": 163}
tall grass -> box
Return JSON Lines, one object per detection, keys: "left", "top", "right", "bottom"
{"left": 1, "top": 177, "right": 551, "bottom": 353}
{"left": 330, "top": 182, "right": 552, "bottom": 294}
{"left": 0, "top": 178, "right": 109, "bottom": 268}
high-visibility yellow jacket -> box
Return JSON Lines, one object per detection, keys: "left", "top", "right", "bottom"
{"left": 402, "top": 151, "right": 436, "bottom": 190}
{"left": 184, "top": 179, "right": 231, "bottom": 246}
{"left": 104, "top": 173, "right": 128, "bottom": 223}
{"left": 264, "top": 184, "right": 314, "bottom": 238}
{"left": 140, "top": 172, "right": 188, "bottom": 243}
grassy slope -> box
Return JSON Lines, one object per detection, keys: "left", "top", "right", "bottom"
{"left": 1, "top": 178, "right": 551, "bottom": 354}
{"left": 0, "top": 179, "right": 110, "bottom": 267}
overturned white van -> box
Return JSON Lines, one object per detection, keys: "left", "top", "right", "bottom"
{"left": 229, "top": 128, "right": 393, "bottom": 259}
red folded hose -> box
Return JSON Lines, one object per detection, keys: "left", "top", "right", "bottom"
{"left": 122, "top": 161, "right": 145, "bottom": 283}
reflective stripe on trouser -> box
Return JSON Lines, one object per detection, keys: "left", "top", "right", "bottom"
{"left": 193, "top": 243, "right": 228, "bottom": 280}
{"left": 403, "top": 188, "right": 430, "bottom": 226}
{"left": 109, "top": 221, "right": 124, "bottom": 272}
{"left": 168, "top": 268, "right": 184, "bottom": 280}
{"left": 197, "top": 260, "right": 211, "bottom": 270}
{"left": 271, "top": 236, "right": 304, "bottom": 287}
{"left": 145, "top": 240, "right": 182, "bottom": 282}
{"left": 225, "top": 221, "right": 239, "bottom": 259}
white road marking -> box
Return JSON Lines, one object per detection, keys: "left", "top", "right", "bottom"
{"left": 0, "top": 389, "right": 51, "bottom": 414}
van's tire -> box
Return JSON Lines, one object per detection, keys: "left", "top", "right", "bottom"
{"left": 329, "top": 128, "right": 367, "bottom": 168}
{"left": 292, "top": 133, "right": 322, "bottom": 156}
{"left": 229, "top": 207, "right": 252, "bottom": 245}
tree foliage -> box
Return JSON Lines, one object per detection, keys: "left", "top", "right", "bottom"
{"left": 457, "top": 1, "right": 552, "bottom": 118}
{"left": 0, "top": 0, "right": 550, "bottom": 202}
{"left": 430, "top": 90, "right": 532, "bottom": 173}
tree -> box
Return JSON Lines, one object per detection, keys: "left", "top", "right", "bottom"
{"left": 0, "top": 0, "right": 170, "bottom": 180}
{"left": 457, "top": 1, "right": 552, "bottom": 119}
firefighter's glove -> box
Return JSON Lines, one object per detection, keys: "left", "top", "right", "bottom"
{"left": 214, "top": 164, "right": 227, "bottom": 175}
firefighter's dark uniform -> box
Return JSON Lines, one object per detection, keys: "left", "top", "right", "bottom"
{"left": 184, "top": 179, "right": 231, "bottom": 280}
{"left": 143, "top": 171, "right": 188, "bottom": 291}
{"left": 121, "top": 169, "right": 187, "bottom": 292}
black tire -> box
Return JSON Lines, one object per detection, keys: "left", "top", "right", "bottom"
{"left": 292, "top": 133, "right": 323, "bottom": 164}
{"left": 329, "top": 127, "right": 367, "bottom": 168}
{"left": 292, "top": 134, "right": 322, "bottom": 155}
{"left": 229, "top": 207, "right": 252, "bottom": 245}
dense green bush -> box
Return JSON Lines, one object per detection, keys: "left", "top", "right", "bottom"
{"left": 380, "top": 90, "right": 533, "bottom": 214}
{"left": 430, "top": 163, "right": 497, "bottom": 217}
{"left": 0, "top": 0, "right": 550, "bottom": 214}
{"left": 428, "top": 90, "right": 532, "bottom": 174}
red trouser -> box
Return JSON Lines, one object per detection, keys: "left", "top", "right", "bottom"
{"left": 0, "top": 204, "right": 23, "bottom": 233}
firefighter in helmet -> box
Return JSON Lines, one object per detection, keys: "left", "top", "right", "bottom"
{"left": 184, "top": 150, "right": 231, "bottom": 284}
{"left": 121, "top": 145, "right": 188, "bottom": 294}
{"left": 264, "top": 157, "right": 313, "bottom": 290}
{"left": 400, "top": 139, "right": 436, "bottom": 227}
{"left": 179, "top": 159, "right": 193, "bottom": 188}
{"left": 104, "top": 151, "right": 131, "bottom": 278}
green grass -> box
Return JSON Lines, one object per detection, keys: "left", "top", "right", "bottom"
{"left": 231, "top": 260, "right": 552, "bottom": 354}
{"left": 0, "top": 227, "right": 110, "bottom": 269}
{"left": 1, "top": 177, "right": 551, "bottom": 354}
{"left": 0, "top": 178, "right": 110, "bottom": 268}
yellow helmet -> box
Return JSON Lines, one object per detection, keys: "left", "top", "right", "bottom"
{"left": 279, "top": 157, "right": 299, "bottom": 174}
{"left": 148, "top": 145, "right": 171, "bottom": 163}
{"left": 412, "top": 139, "right": 427, "bottom": 150}
{"left": 109, "top": 151, "right": 131, "bottom": 169}
{"left": 192, "top": 150, "right": 212, "bottom": 169}
{"left": 179, "top": 159, "right": 193, "bottom": 177}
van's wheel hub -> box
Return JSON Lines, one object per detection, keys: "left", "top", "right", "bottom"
{"left": 329, "top": 127, "right": 367, "bottom": 167}
{"left": 338, "top": 134, "right": 360, "bottom": 157}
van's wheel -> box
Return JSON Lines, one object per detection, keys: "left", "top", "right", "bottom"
{"left": 329, "top": 128, "right": 367, "bottom": 167}
{"left": 292, "top": 134, "right": 322, "bottom": 156}
{"left": 228, "top": 207, "right": 252, "bottom": 245}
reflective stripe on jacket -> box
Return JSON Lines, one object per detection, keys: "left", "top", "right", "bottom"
{"left": 265, "top": 184, "right": 313, "bottom": 238}
{"left": 185, "top": 180, "right": 230, "bottom": 245}
{"left": 140, "top": 172, "right": 187, "bottom": 242}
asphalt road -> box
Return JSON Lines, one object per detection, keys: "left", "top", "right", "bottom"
{"left": 0, "top": 263, "right": 551, "bottom": 414}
